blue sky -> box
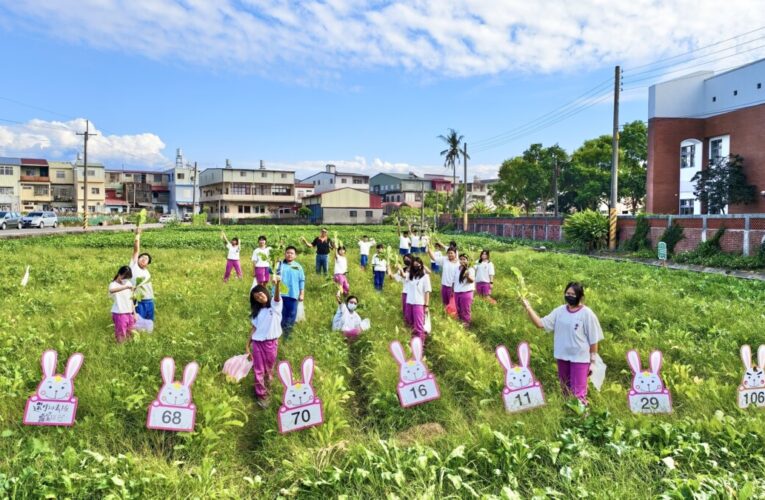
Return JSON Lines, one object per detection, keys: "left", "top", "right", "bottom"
{"left": 1, "top": 1, "right": 764, "bottom": 180}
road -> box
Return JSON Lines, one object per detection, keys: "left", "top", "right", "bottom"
{"left": 0, "top": 223, "right": 164, "bottom": 239}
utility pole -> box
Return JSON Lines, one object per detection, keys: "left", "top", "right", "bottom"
{"left": 609, "top": 65, "right": 621, "bottom": 250}
{"left": 420, "top": 178, "right": 425, "bottom": 230}
{"left": 552, "top": 152, "right": 559, "bottom": 217}
{"left": 192, "top": 161, "right": 198, "bottom": 216}
{"left": 462, "top": 142, "right": 468, "bottom": 231}
{"left": 76, "top": 120, "right": 97, "bottom": 229}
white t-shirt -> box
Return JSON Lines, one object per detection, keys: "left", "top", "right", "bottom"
{"left": 475, "top": 261, "right": 495, "bottom": 283}
{"left": 435, "top": 256, "right": 460, "bottom": 287}
{"left": 410, "top": 235, "right": 421, "bottom": 247}
{"left": 405, "top": 274, "right": 432, "bottom": 305}
{"left": 541, "top": 305, "right": 604, "bottom": 363}
{"left": 332, "top": 303, "right": 363, "bottom": 332}
{"left": 251, "top": 247, "right": 271, "bottom": 268}
{"left": 399, "top": 235, "right": 411, "bottom": 250}
{"left": 453, "top": 266, "right": 475, "bottom": 293}
{"left": 109, "top": 280, "right": 134, "bottom": 314}
{"left": 358, "top": 240, "right": 375, "bottom": 256}
{"left": 129, "top": 259, "right": 154, "bottom": 300}
{"left": 250, "top": 298, "right": 283, "bottom": 341}
{"left": 372, "top": 254, "right": 387, "bottom": 272}
{"left": 226, "top": 243, "right": 241, "bottom": 260}
{"left": 334, "top": 255, "right": 348, "bottom": 274}
{"left": 420, "top": 235, "right": 430, "bottom": 248}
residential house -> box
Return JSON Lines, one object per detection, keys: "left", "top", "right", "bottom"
{"left": 302, "top": 187, "right": 383, "bottom": 224}
{"left": 647, "top": 58, "right": 765, "bottom": 214}
{"left": 74, "top": 161, "right": 106, "bottom": 214}
{"left": 423, "top": 174, "right": 454, "bottom": 193}
{"left": 199, "top": 161, "right": 296, "bottom": 219}
{"left": 301, "top": 164, "right": 369, "bottom": 194}
{"left": 166, "top": 150, "right": 197, "bottom": 217}
{"left": 295, "top": 182, "right": 315, "bottom": 202}
{"left": 369, "top": 172, "right": 433, "bottom": 211}
{"left": 48, "top": 161, "right": 76, "bottom": 213}
{"left": 105, "top": 169, "right": 170, "bottom": 212}
{"left": 0, "top": 157, "right": 21, "bottom": 211}
{"left": 19, "top": 158, "right": 52, "bottom": 211}
{"left": 465, "top": 176, "right": 496, "bottom": 210}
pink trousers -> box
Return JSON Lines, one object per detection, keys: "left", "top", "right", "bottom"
{"left": 409, "top": 304, "right": 427, "bottom": 342}
{"left": 402, "top": 292, "right": 410, "bottom": 324}
{"left": 440, "top": 285, "right": 453, "bottom": 306}
{"left": 454, "top": 291, "right": 473, "bottom": 325}
{"left": 254, "top": 266, "right": 270, "bottom": 284}
{"left": 334, "top": 273, "right": 350, "bottom": 294}
{"left": 476, "top": 282, "right": 492, "bottom": 296}
{"left": 556, "top": 359, "right": 590, "bottom": 403}
{"left": 112, "top": 313, "right": 135, "bottom": 343}
{"left": 224, "top": 259, "right": 243, "bottom": 281}
{"left": 251, "top": 339, "right": 279, "bottom": 400}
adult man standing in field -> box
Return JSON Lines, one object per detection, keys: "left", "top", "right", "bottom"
{"left": 277, "top": 245, "right": 305, "bottom": 339}
{"left": 301, "top": 228, "right": 333, "bottom": 275}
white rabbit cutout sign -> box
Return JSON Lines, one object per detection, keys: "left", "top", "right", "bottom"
{"left": 23, "top": 350, "right": 84, "bottom": 426}
{"left": 626, "top": 350, "right": 672, "bottom": 414}
{"left": 389, "top": 337, "right": 440, "bottom": 408}
{"left": 738, "top": 345, "right": 765, "bottom": 409}
{"left": 496, "top": 342, "right": 546, "bottom": 413}
{"left": 146, "top": 357, "right": 199, "bottom": 432}
{"left": 277, "top": 357, "right": 324, "bottom": 434}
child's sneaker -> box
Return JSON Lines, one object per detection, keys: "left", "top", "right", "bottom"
{"left": 256, "top": 398, "right": 269, "bottom": 410}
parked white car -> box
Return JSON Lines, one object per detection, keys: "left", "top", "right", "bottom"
{"left": 20, "top": 211, "right": 58, "bottom": 229}
{"left": 158, "top": 214, "right": 176, "bottom": 223}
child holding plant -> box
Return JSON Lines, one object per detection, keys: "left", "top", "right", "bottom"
{"left": 521, "top": 282, "right": 603, "bottom": 405}
{"left": 454, "top": 253, "right": 476, "bottom": 326}
{"left": 221, "top": 231, "right": 243, "bottom": 282}
{"left": 246, "top": 275, "right": 283, "bottom": 409}
{"left": 475, "top": 250, "right": 496, "bottom": 303}
{"left": 390, "top": 253, "right": 413, "bottom": 324}
{"left": 405, "top": 257, "right": 432, "bottom": 342}
{"left": 277, "top": 246, "right": 305, "bottom": 339}
{"left": 371, "top": 244, "right": 387, "bottom": 291}
{"left": 109, "top": 265, "right": 136, "bottom": 343}
{"left": 358, "top": 235, "right": 376, "bottom": 271}
{"left": 397, "top": 223, "right": 412, "bottom": 256}
{"left": 130, "top": 227, "right": 155, "bottom": 321}
{"left": 427, "top": 244, "right": 460, "bottom": 309}
{"left": 251, "top": 235, "right": 271, "bottom": 286}
{"left": 332, "top": 291, "right": 369, "bottom": 341}
{"left": 333, "top": 245, "right": 350, "bottom": 295}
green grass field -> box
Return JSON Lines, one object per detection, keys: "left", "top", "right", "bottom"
{"left": 1, "top": 226, "right": 765, "bottom": 498}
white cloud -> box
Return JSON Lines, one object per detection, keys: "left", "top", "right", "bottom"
{"left": 3, "top": 1, "right": 765, "bottom": 81}
{"left": 0, "top": 119, "right": 169, "bottom": 167}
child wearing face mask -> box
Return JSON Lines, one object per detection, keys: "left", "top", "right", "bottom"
{"left": 332, "top": 292, "right": 369, "bottom": 341}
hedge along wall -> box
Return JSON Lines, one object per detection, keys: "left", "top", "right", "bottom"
{"left": 444, "top": 214, "right": 765, "bottom": 256}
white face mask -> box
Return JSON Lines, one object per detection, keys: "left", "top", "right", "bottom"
{"left": 347, "top": 303, "right": 358, "bottom": 311}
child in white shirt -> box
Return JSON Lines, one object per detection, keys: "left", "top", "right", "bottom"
{"left": 358, "top": 236, "right": 376, "bottom": 270}
{"left": 251, "top": 235, "right": 271, "bottom": 286}
{"left": 371, "top": 244, "right": 387, "bottom": 291}
{"left": 475, "top": 249, "right": 496, "bottom": 303}
{"left": 332, "top": 293, "right": 370, "bottom": 341}
{"left": 333, "top": 246, "right": 350, "bottom": 295}
{"left": 109, "top": 265, "right": 136, "bottom": 343}
{"left": 246, "top": 276, "right": 283, "bottom": 408}
{"left": 222, "top": 231, "right": 242, "bottom": 282}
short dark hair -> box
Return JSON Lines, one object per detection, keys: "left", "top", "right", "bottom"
{"left": 376, "top": 243, "right": 384, "bottom": 250}
{"left": 138, "top": 252, "right": 152, "bottom": 264}
{"left": 565, "top": 282, "right": 585, "bottom": 302}
{"left": 258, "top": 235, "right": 267, "bottom": 241}
{"left": 346, "top": 295, "right": 358, "bottom": 304}
{"left": 285, "top": 245, "right": 297, "bottom": 253}
{"left": 113, "top": 265, "right": 132, "bottom": 281}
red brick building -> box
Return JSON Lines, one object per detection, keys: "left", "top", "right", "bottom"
{"left": 647, "top": 59, "right": 765, "bottom": 214}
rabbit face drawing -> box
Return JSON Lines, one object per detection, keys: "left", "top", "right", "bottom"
{"left": 740, "top": 345, "right": 765, "bottom": 389}
{"left": 36, "top": 350, "right": 83, "bottom": 401}
{"left": 157, "top": 357, "right": 198, "bottom": 407}
{"left": 279, "top": 358, "right": 316, "bottom": 409}
{"left": 496, "top": 343, "right": 535, "bottom": 390}
{"left": 627, "top": 350, "right": 665, "bottom": 393}
{"left": 390, "top": 337, "right": 428, "bottom": 383}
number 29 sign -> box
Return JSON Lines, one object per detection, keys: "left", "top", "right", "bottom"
{"left": 626, "top": 350, "right": 672, "bottom": 414}
{"left": 146, "top": 358, "right": 199, "bottom": 432}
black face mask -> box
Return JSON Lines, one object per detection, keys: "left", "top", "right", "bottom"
{"left": 564, "top": 295, "right": 579, "bottom": 306}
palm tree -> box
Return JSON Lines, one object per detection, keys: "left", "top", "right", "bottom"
{"left": 438, "top": 129, "right": 468, "bottom": 203}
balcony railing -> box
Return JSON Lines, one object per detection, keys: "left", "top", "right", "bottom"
{"left": 20, "top": 175, "right": 50, "bottom": 183}
{"left": 200, "top": 193, "right": 296, "bottom": 203}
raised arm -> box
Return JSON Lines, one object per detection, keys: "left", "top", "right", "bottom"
{"left": 426, "top": 246, "right": 436, "bottom": 260}
{"left": 273, "top": 274, "right": 282, "bottom": 301}
{"left": 221, "top": 231, "right": 229, "bottom": 245}
{"left": 521, "top": 299, "right": 545, "bottom": 329}
{"left": 132, "top": 227, "right": 142, "bottom": 262}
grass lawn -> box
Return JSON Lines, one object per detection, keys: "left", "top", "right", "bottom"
{"left": 1, "top": 226, "right": 764, "bottom": 498}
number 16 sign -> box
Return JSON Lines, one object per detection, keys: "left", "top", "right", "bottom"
{"left": 146, "top": 357, "right": 199, "bottom": 432}
{"left": 389, "top": 337, "right": 440, "bottom": 408}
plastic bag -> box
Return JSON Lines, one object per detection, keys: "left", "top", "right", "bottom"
{"left": 423, "top": 312, "right": 432, "bottom": 334}
{"left": 222, "top": 354, "right": 253, "bottom": 383}
{"left": 360, "top": 318, "right": 371, "bottom": 331}
{"left": 134, "top": 314, "right": 154, "bottom": 333}
{"left": 296, "top": 301, "right": 306, "bottom": 322}
{"left": 589, "top": 353, "right": 607, "bottom": 391}
{"left": 445, "top": 295, "right": 458, "bottom": 319}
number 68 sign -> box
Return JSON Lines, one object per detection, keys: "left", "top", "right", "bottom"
{"left": 146, "top": 358, "right": 198, "bottom": 432}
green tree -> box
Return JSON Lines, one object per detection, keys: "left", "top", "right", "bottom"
{"left": 490, "top": 143, "right": 559, "bottom": 214}
{"left": 438, "top": 128, "right": 468, "bottom": 205}
{"left": 560, "top": 135, "right": 614, "bottom": 212}
{"left": 619, "top": 120, "right": 648, "bottom": 214}
{"left": 469, "top": 201, "right": 491, "bottom": 215}
{"left": 692, "top": 154, "right": 756, "bottom": 214}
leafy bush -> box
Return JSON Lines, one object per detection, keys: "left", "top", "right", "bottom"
{"left": 660, "top": 221, "right": 685, "bottom": 254}
{"left": 191, "top": 212, "right": 208, "bottom": 227}
{"left": 694, "top": 227, "right": 726, "bottom": 258}
{"left": 563, "top": 210, "right": 608, "bottom": 252}
{"left": 623, "top": 214, "right": 651, "bottom": 251}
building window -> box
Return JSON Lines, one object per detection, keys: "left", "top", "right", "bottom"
{"left": 240, "top": 171, "right": 247, "bottom": 177}
{"left": 679, "top": 199, "right": 694, "bottom": 215}
{"left": 272, "top": 185, "right": 291, "bottom": 196}
{"left": 34, "top": 186, "right": 49, "bottom": 196}
{"left": 261, "top": 172, "right": 267, "bottom": 178}
{"left": 238, "top": 205, "right": 251, "bottom": 214}
{"left": 710, "top": 138, "right": 724, "bottom": 162}
{"left": 712, "top": 96, "right": 716, "bottom": 102}
{"left": 330, "top": 179, "right": 334, "bottom": 184}
{"left": 0, "top": 187, "right": 13, "bottom": 195}
{"left": 232, "top": 183, "right": 250, "bottom": 195}
{"left": 56, "top": 171, "right": 66, "bottom": 179}
{"left": 153, "top": 174, "right": 162, "bottom": 182}
{"left": 0, "top": 166, "right": 14, "bottom": 175}
{"left": 680, "top": 144, "right": 696, "bottom": 168}
{"left": 125, "top": 173, "right": 132, "bottom": 178}
{"left": 349, "top": 210, "right": 357, "bottom": 217}
{"left": 365, "top": 210, "right": 373, "bottom": 217}
{"left": 758, "top": 83, "right": 762, "bottom": 89}
{"left": 177, "top": 173, "right": 185, "bottom": 180}
{"left": 341, "top": 178, "right": 347, "bottom": 184}
{"left": 353, "top": 177, "right": 364, "bottom": 184}
{"left": 733, "top": 90, "right": 738, "bottom": 96}
{"left": 281, "top": 173, "right": 287, "bottom": 178}
{"left": 91, "top": 187, "right": 100, "bottom": 195}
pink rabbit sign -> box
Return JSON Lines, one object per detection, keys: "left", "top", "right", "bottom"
{"left": 277, "top": 357, "right": 324, "bottom": 434}
{"left": 626, "top": 350, "right": 672, "bottom": 414}
{"left": 146, "top": 357, "right": 198, "bottom": 432}
{"left": 389, "top": 337, "right": 440, "bottom": 408}
{"left": 738, "top": 345, "right": 765, "bottom": 408}
{"left": 496, "top": 342, "right": 545, "bottom": 413}
{"left": 23, "top": 350, "right": 84, "bottom": 426}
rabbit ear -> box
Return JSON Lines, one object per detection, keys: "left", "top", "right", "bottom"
{"left": 649, "top": 351, "right": 663, "bottom": 374}
{"left": 741, "top": 345, "right": 752, "bottom": 370}
{"left": 41, "top": 350, "right": 57, "bottom": 377}
{"left": 161, "top": 357, "right": 175, "bottom": 385}
{"left": 278, "top": 361, "right": 293, "bottom": 388}
{"left": 411, "top": 337, "right": 423, "bottom": 362}
{"left": 758, "top": 345, "right": 765, "bottom": 369}
{"left": 626, "top": 350, "right": 642, "bottom": 374}
{"left": 64, "top": 353, "right": 84, "bottom": 380}
{"left": 389, "top": 341, "right": 406, "bottom": 366}
{"left": 182, "top": 362, "right": 199, "bottom": 387}
{"left": 301, "top": 357, "right": 314, "bottom": 386}
{"left": 517, "top": 342, "right": 530, "bottom": 368}
{"left": 495, "top": 345, "right": 512, "bottom": 371}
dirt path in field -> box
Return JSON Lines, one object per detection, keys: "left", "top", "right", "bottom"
{"left": 583, "top": 253, "right": 765, "bottom": 282}
{"left": 0, "top": 223, "right": 164, "bottom": 239}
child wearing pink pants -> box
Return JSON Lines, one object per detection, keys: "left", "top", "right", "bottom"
{"left": 109, "top": 265, "right": 136, "bottom": 343}
{"left": 454, "top": 254, "right": 475, "bottom": 326}
{"left": 333, "top": 246, "right": 350, "bottom": 295}
{"left": 405, "top": 257, "right": 432, "bottom": 342}
{"left": 222, "top": 232, "right": 242, "bottom": 282}
{"left": 247, "top": 276, "right": 283, "bottom": 409}
{"left": 475, "top": 250, "right": 495, "bottom": 301}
